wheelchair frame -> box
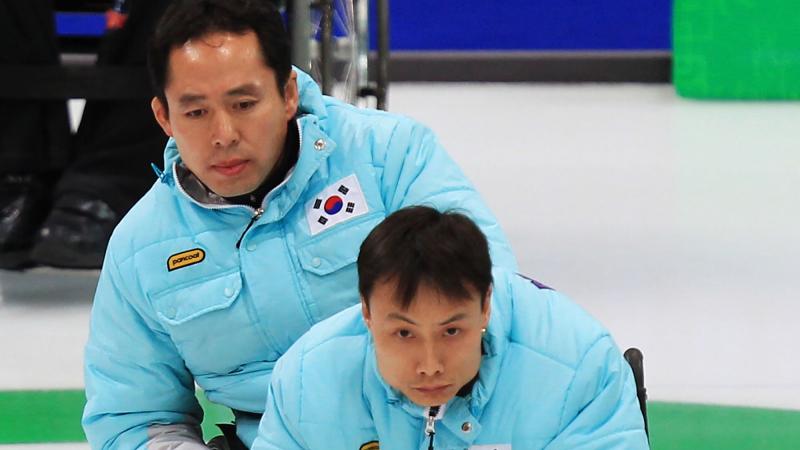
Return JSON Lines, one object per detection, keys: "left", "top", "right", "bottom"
{"left": 624, "top": 347, "right": 650, "bottom": 440}
{"left": 288, "top": 0, "right": 390, "bottom": 110}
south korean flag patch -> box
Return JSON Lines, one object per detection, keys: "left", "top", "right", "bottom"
{"left": 306, "top": 174, "right": 369, "bottom": 235}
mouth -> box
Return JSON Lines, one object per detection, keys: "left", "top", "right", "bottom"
{"left": 212, "top": 159, "right": 249, "bottom": 177}
{"left": 412, "top": 384, "right": 452, "bottom": 394}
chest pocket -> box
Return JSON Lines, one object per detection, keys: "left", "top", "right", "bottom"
{"left": 295, "top": 212, "right": 384, "bottom": 323}
{"left": 150, "top": 270, "right": 261, "bottom": 374}
{"left": 154, "top": 270, "right": 242, "bottom": 325}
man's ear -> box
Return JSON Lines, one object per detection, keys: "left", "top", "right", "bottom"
{"left": 283, "top": 71, "right": 299, "bottom": 120}
{"left": 361, "top": 297, "right": 371, "bottom": 328}
{"left": 151, "top": 97, "right": 173, "bottom": 137}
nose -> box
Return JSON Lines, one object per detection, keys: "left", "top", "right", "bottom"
{"left": 416, "top": 342, "right": 444, "bottom": 377}
{"left": 211, "top": 111, "right": 239, "bottom": 148}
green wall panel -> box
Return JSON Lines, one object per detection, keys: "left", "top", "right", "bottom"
{"left": 673, "top": 0, "right": 800, "bottom": 99}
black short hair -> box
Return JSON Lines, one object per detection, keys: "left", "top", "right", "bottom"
{"left": 147, "top": 0, "right": 292, "bottom": 110}
{"left": 358, "top": 206, "right": 493, "bottom": 310}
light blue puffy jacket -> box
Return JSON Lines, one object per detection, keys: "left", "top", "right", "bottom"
{"left": 253, "top": 269, "right": 649, "bottom": 450}
{"left": 82, "top": 70, "right": 516, "bottom": 449}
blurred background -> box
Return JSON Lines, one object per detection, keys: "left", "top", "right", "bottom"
{"left": 1, "top": 1, "right": 799, "bottom": 448}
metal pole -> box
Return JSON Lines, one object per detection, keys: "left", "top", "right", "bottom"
{"left": 354, "top": 0, "right": 370, "bottom": 102}
{"left": 319, "top": 0, "right": 333, "bottom": 95}
{"left": 291, "top": 0, "right": 312, "bottom": 72}
{"left": 376, "top": 0, "right": 390, "bottom": 110}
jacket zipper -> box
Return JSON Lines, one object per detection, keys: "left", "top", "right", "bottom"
{"left": 425, "top": 405, "right": 440, "bottom": 450}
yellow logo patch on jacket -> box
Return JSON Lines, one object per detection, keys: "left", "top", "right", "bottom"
{"left": 167, "top": 248, "right": 205, "bottom": 271}
{"left": 359, "top": 441, "right": 379, "bottom": 450}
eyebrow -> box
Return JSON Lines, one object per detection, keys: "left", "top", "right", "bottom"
{"left": 178, "top": 93, "right": 206, "bottom": 106}
{"left": 225, "top": 84, "right": 261, "bottom": 97}
{"left": 386, "top": 312, "right": 469, "bottom": 326}
{"left": 177, "top": 84, "right": 261, "bottom": 106}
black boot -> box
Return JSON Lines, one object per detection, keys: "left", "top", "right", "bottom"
{"left": 30, "top": 192, "right": 119, "bottom": 269}
{"left": 0, "top": 174, "right": 50, "bottom": 270}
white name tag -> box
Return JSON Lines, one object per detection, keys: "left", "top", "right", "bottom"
{"left": 306, "top": 174, "right": 369, "bottom": 235}
{"left": 470, "top": 445, "right": 511, "bottom": 450}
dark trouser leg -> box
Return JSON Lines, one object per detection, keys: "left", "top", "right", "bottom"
{"left": 0, "top": 0, "right": 71, "bottom": 171}
{"left": 56, "top": 0, "right": 171, "bottom": 214}
{"left": 31, "top": 1, "right": 171, "bottom": 269}
{"left": 0, "top": 0, "right": 69, "bottom": 269}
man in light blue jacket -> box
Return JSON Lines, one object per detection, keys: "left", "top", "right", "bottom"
{"left": 81, "top": 0, "right": 515, "bottom": 449}
{"left": 253, "top": 206, "right": 648, "bottom": 450}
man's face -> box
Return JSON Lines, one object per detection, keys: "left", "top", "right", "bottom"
{"left": 151, "top": 31, "right": 298, "bottom": 197}
{"left": 363, "top": 280, "right": 491, "bottom": 407}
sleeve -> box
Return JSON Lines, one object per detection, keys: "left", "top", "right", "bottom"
{"left": 82, "top": 248, "right": 207, "bottom": 450}
{"left": 545, "top": 335, "right": 650, "bottom": 450}
{"left": 375, "top": 120, "right": 517, "bottom": 271}
{"left": 250, "top": 356, "right": 308, "bottom": 450}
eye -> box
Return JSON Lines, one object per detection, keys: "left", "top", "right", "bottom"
{"left": 236, "top": 100, "right": 256, "bottom": 110}
{"left": 444, "top": 328, "right": 460, "bottom": 337}
{"left": 396, "top": 329, "right": 412, "bottom": 339}
{"left": 185, "top": 109, "right": 205, "bottom": 118}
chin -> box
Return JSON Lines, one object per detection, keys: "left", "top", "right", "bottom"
{"left": 209, "top": 181, "right": 255, "bottom": 198}
{"left": 413, "top": 399, "right": 442, "bottom": 407}
{"left": 218, "top": 188, "right": 248, "bottom": 197}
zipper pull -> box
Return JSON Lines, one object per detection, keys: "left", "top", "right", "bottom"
{"left": 235, "top": 208, "right": 264, "bottom": 249}
{"left": 150, "top": 162, "right": 165, "bottom": 181}
{"left": 425, "top": 411, "right": 437, "bottom": 436}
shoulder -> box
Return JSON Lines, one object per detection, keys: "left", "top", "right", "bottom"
{"left": 493, "top": 270, "right": 609, "bottom": 370}
{"left": 107, "top": 177, "right": 226, "bottom": 266}
{"left": 272, "top": 305, "right": 372, "bottom": 422}
{"left": 103, "top": 179, "right": 230, "bottom": 301}
{"left": 289, "top": 303, "right": 368, "bottom": 356}
{"left": 324, "top": 101, "right": 435, "bottom": 153}
{"left": 275, "top": 304, "right": 369, "bottom": 378}
{"left": 107, "top": 181, "right": 177, "bottom": 258}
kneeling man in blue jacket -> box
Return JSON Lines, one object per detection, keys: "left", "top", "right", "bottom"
{"left": 252, "top": 206, "right": 649, "bottom": 450}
